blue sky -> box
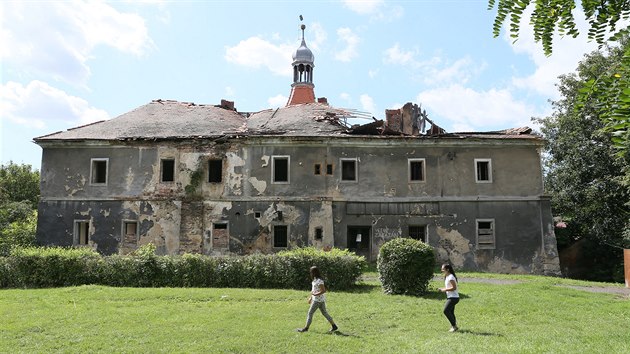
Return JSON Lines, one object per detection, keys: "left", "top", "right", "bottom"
{"left": 1, "top": 0, "right": 600, "bottom": 170}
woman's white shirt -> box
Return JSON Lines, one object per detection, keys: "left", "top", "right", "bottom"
{"left": 444, "top": 274, "right": 459, "bottom": 298}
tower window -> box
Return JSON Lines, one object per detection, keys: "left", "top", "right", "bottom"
{"left": 273, "top": 225, "right": 288, "bottom": 248}
{"left": 409, "top": 158, "right": 426, "bottom": 182}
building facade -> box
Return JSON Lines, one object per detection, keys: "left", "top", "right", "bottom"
{"left": 34, "top": 26, "right": 560, "bottom": 275}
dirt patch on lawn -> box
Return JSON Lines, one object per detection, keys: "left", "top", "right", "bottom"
{"left": 558, "top": 285, "right": 629, "bottom": 298}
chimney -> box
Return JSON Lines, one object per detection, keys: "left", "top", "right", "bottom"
{"left": 317, "top": 97, "right": 328, "bottom": 105}
{"left": 220, "top": 99, "right": 235, "bottom": 111}
{"left": 385, "top": 109, "right": 402, "bottom": 132}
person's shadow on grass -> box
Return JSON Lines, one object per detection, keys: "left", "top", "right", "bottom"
{"left": 456, "top": 329, "right": 502, "bottom": 337}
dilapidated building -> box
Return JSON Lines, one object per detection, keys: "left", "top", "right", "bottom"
{"left": 34, "top": 25, "right": 560, "bottom": 275}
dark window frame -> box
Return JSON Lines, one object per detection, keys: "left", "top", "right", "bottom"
{"left": 90, "top": 158, "right": 108, "bottom": 185}
{"left": 408, "top": 158, "right": 426, "bottom": 182}
{"left": 475, "top": 158, "right": 492, "bottom": 183}
{"left": 273, "top": 225, "right": 288, "bottom": 248}
{"left": 161, "top": 159, "right": 175, "bottom": 183}
{"left": 340, "top": 158, "right": 358, "bottom": 182}
{"left": 208, "top": 159, "right": 223, "bottom": 183}
{"left": 272, "top": 156, "right": 290, "bottom": 184}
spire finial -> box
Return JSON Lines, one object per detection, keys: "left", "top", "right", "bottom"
{"left": 299, "top": 15, "right": 305, "bottom": 41}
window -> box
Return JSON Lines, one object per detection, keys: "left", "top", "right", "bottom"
{"left": 254, "top": 212, "right": 261, "bottom": 218}
{"left": 315, "top": 227, "right": 323, "bottom": 240}
{"left": 475, "top": 158, "right": 492, "bottom": 183}
{"left": 90, "top": 158, "right": 108, "bottom": 185}
{"left": 326, "top": 164, "right": 333, "bottom": 175}
{"left": 273, "top": 225, "right": 288, "bottom": 247}
{"left": 208, "top": 159, "right": 223, "bottom": 183}
{"left": 314, "top": 164, "right": 321, "bottom": 175}
{"left": 409, "top": 225, "right": 427, "bottom": 242}
{"left": 74, "top": 220, "right": 90, "bottom": 245}
{"left": 408, "top": 158, "right": 426, "bottom": 182}
{"left": 272, "top": 156, "right": 289, "bottom": 184}
{"left": 476, "top": 219, "right": 495, "bottom": 249}
{"left": 122, "top": 221, "right": 139, "bottom": 241}
{"left": 341, "top": 158, "right": 358, "bottom": 182}
{"left": 161, "top": 159, "right": 175, "bottom": 182}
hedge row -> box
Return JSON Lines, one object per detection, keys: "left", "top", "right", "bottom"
{"left": 0, "top": 245, "right": 366, "bottom": 290}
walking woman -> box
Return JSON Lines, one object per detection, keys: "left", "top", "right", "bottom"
{"left": 439, "top": 263, "right": 460, "bottom": 332}
{"left": 297, "top": 266, "right": 338, "bottom": 333}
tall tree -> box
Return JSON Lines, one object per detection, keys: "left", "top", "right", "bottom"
{"left": 0, "top": 162, "right": 40, "bottom": 255}
{"left": 488, "top": 0, "right": 630, "bottom": 158}
{"left": 535, "top": 42, "right": 630, "bottom": 281}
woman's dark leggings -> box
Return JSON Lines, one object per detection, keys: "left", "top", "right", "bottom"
{"left": 443, "top": 298, "right": 459, "bottom": 327}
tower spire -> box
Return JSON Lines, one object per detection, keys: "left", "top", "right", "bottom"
{"left": 286, "top": 16, "right": 316, "bottom": 106}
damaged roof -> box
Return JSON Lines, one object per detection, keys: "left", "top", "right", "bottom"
{"left": 34, "top": 99, "right": 540, "bottom": 142}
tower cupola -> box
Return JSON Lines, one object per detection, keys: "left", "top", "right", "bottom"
{"left": 287, "top": 21, "right": 316, "bottom": 106}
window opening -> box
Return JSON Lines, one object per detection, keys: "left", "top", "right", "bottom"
{"left": 208, "top": 159, "right": 223, "bottom": 183}
{"left": 475, "top": 159, "right": 492, "bottom": 183}
{"left": 315, "top": 227, "right": 323, "bottom": 240}
{"left": 272, "top": 156, "right": 289, "bottom": 183}
{"left": 314, "top": 164, "right": 321, "bottom": 175}
{"left": 409, "top": 159, "right": 425, "bottom": 182}
{"left": 90, "top": 158, "right": 108, "bottom": 185}
{"left": 326, "top": 164, "right": 333, "bottom": 175}
{"left": 74, "top": 220, "right": 90, "bottom": 245}
{"left": 341, "top": 159, "right": 357, "bottom": 181}
{"left": 274, "top": 225, "right": 288, "bottom": 247}
{"left": 123, "top": 221, "right": 138, "bottom": 241}
{"left": 161, "top": 159, "right": 175, "bottom": 182}
{"left": 408, "top": 225, "right": 427, "bottom": 242}
{"left": 477, "top": 219, "right": 495, "bottom": 249}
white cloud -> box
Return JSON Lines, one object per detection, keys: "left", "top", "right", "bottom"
{"left": 341, "top": 0, "right": 403, "bottom": 22}
{"left": 342, "top": 0, "right": 384, "bottom": 15}
{"left": 359, "top": 94, "right": 377, "bottom": 116}
{"left": 308, "top": 22, "right": 327, "bottom": 51}
{"left": 368, "top": 69, "right": 378, "bottom": 78}
{"left": 268, "top": 94, "right": 288, "bottom": 108}
{"left": 383, "top": 44, "right": 483, "bottom": 86}
{"left": 335, "top": 28, "right": 360, "bottom": 62}
{"left": 383, "top": 44, "right": 416, "bottom": 65}
{"left": 225, "top": 86, "right": 235, "bottom": 97}
{"left": 0, "top": 81, "right": 110, "bottom": 129}
{"left": 225, "top": 37, "right": 294, "bottom": 77}
{"left": 504, "top": 9, "right": 598, "bottom": 99}
{"left": 0, "top": 1, "right": 154, "bottom": 86}
{"left": 417, "top": 84, "right": 539, "bottom": 131}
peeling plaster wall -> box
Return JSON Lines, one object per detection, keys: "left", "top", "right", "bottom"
{"left": 37, "top": 138, "right": 559, "bottom": 274}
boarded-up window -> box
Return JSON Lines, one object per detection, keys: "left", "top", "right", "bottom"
{"left": 476, "top": 219, "right": 495, "bottom": 249}
{"left": 274, "top": 225, "right": 288, "bottom": 247}
{"left": 475, "top": 159, "right": 492, "bottom": 183}
{"left": 74, "top": 220, "right": 90, "bottom": 245}
{"left": 123, "top": 221, "right": 139, "bottom": 242}
{"left": 161, "top": 159, "right": 175, "bottom": 182}
{"left": 341, "top": 159, "right": 357, "bottom": 181}
{"left": 208, "top": 159, "right": 223, "bottom": 183}
{"left": 409, "top": 225, "right": 427, "bottom": 242}
{"left": 90, "top": 158, "right": 108, "bottom": 185}
{"left": 409, "top": 159, "right": 425, "bottom": 182}
{"left": 272, "top": 156, "right": 289, "bottom": 183}
{"left": 212, "top": 223, "right": 229, "bottom": 249}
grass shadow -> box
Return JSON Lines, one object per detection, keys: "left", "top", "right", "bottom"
{"left": 328, "top": 330, "right": 357, "bottom": 337}
{"left": 456, "top": 329, "right": 503, "bottom": 337}
{"left": 341, "top": 283, "right": 381, "bottom": 294}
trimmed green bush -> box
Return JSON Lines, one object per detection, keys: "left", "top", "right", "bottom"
{"left": 0, "top": 246, "right": 366, "bottom": 290}
{"left": 8, "top": 246, "right": 101, "bottom": 288}
{"left": 377, "top": 237, "right": 435, "bottom": 296}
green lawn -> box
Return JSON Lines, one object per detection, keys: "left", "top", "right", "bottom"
{"left": 1, "top": 273, "right": 628, "bottom": 353}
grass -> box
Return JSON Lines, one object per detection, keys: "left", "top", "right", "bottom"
{"left": 1, "top": 272, "right": 628, "bottom": 353}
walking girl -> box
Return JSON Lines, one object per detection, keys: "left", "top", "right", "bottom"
{"left": 297, "top": 266, "right": 339, "bottom": 333}
{"left": 439, "top": 263, "right": 460, "bottom": 332}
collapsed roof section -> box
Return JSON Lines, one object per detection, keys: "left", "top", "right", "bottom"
{"left": 34, "top": 99, "right": 538, "bottom": 142}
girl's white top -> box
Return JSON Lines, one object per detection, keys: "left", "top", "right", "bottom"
{"left": 311, "top": 278, "right": 326, "bottom": 302}
{"left": 445, "top": 274, "right": 459, "bottom": 298}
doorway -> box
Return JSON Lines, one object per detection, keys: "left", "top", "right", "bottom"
{"left": 347, "top": 226, "right": 372, "bottom": 261}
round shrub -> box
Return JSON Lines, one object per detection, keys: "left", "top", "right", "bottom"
{"left": 377, "top": 237, "right": 435, "bottom": 296}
